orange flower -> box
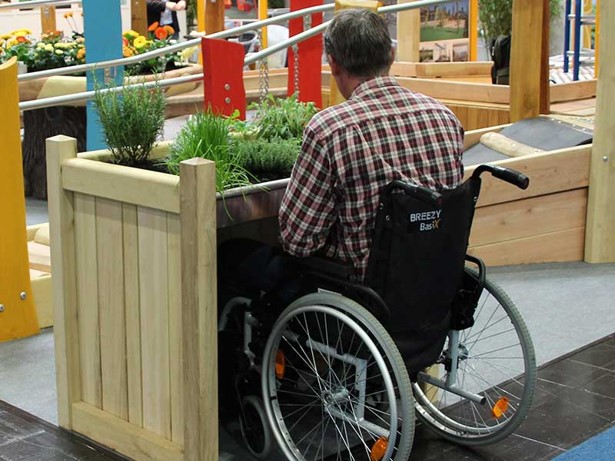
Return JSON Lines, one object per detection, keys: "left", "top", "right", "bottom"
{"left": 154, "top": 27, "right": 168, "bottom": 40}
{"left": 76, "top": 48, "right": 85, "bottom": 60}
{"left": 123, "top": 46, "right": 134, "bottom": 57}
{"left": 148, "top": 21, "right": 159, "bottom": 32}
{"left": 163, "top": 25, "right": 175, "bottom": 36}
{"left": 16, "top": 36, "right": 29, "bottom": 43}
{"left": 122, "top": 37, "right": 129, "bottom": 47}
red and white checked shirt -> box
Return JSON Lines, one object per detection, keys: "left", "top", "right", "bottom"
{"left": 279, "top": 76, "right": 464, "bottom": 281}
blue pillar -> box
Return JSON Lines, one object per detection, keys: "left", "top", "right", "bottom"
{"left": 83, "top": 0, "right": 124, "bottom": 151}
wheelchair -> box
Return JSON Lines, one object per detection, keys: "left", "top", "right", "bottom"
{"left": 218, "top": 164, "right": 537, "bottom": 461}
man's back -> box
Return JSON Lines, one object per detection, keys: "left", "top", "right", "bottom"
{"left": 279, "top": 76, "right": 463, "bottom": 280}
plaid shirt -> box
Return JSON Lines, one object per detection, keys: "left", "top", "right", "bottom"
{"left": 279, "top": 76, "right": 464, "bottom": 281}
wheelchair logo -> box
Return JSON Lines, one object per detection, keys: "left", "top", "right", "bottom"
{"left": 408, "top": 209, "right": 442, "bottom": 232}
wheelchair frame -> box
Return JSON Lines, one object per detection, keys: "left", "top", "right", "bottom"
{"left": 218, "top": 164, "right": 537, "bottom": 461}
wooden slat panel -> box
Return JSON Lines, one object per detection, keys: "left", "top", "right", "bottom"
{"left": 72, "top": 402, "right": 182, "bottom": 461}
{"left": 96, "top": 198, "right": 128, "bottom": 420}
{"left": 550, "top": 80, "right": 597, "bottom": 103}
{"left": 469, "top": 227, "right": 585, "bottom": 266}
{"left": 74, "top": 193, "right": 101, "bottom": 408}
{"left": 414, "top": 61, "right": 493, "bottom": 77}
{"left": 167, "top": 214, "right": 183, "bottom": 443}
{"left": 395, "top": 77, "right": 510, "bottom": 104}
{"left": 123, "top": 204, "right": 143, "bottom": 427}
{"left": 138, "top": 207, "right": 171, "bottom": 439}
{"left": 62, "top": 158, "right": 179, "bottom": 213}
{"left": 465, "top": 146, "right": 591, "bottom": 207}
{"left": 470, "top": 189, "right": 588, "bottom": 247}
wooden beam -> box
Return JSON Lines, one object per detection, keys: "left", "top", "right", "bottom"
{"left": 396, "top": 0, "right": 420, "bottom": 62}
{"left": 585, "top": 0, "right": 615, "bottom": 262}
{"left": 40, "top": 5, "right": 56, "bottom": 34}
{"left": 205, "top": 0, "right": 224, "bottom": 34}
{"left": 131, "top": 0, "right": 148, "bottom": 36}
{"left": 509, "top": 0, "right": 548, "bottom": 121}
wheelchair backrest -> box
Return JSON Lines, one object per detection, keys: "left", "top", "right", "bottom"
{"left": 365, "top": 177, "right": 481, "bottom": 336}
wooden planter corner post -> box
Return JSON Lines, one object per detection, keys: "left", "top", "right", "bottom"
{"left": 47, "top": 135, "right": 218, "bottom": 461}
{"left": 180, "top": 158, "right": 218, "bottom": 461}
{"left": 585, "top": 1, "right": 615, "bottom": 263}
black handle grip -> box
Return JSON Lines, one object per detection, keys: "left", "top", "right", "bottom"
{"left": 473, "top": 165, "right": 530, "bottom": 190}
{"left": 384, "top": 180, "right": 443, "bottom": 207}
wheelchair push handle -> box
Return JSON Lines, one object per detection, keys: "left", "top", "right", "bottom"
{"left": 472, "top": 164, "right": 530, "bottom": 190}
{"left": 384, "top": 180, "right": 443, "bottom": 207}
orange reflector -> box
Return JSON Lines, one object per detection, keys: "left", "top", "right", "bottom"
{"left": 370, "top": 436, "right": 388, "bottom": 461}
{"left": 492, "top": 397, "right": 510, "bottom": 418}
{"left": 275, "top": 350, "right": 285, "bottom": 379}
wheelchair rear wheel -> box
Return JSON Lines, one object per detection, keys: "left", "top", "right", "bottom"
{"left": 262, "top": 293, "right": 414, "bottom": 461}
{"left": 413, "top": 268, "right": 536, "bottom": 445}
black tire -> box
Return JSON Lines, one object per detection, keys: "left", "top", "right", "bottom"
{"left": 239, "top": 395, "right": 274, "bottom": 459}
{"left": 262, "top": 292, "right": 414, "bottom": 461}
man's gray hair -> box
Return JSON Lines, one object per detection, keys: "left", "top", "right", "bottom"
{"left": 324, "top": 9, "right": 394, "bottom": 78}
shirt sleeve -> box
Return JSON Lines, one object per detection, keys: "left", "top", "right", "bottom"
{"left": 279, "top": 125, "right": 336, "bottom": 257}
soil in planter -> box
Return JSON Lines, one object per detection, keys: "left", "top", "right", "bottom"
{"left": 22, "top": 106, "right": 86, "bottom": 200}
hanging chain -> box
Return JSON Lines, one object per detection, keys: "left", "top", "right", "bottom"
{"left": 257, "top": 28, "right": 269, "bottom": 104}
{"left": 292, "top": 44, "right": 300, "bottom": 98}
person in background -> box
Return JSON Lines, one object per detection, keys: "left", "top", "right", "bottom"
{"left": 278, "top": 8, "right": 464, "bottom": 282}
{"left": 146, "top": 0, "right": 185, "bottom": 39}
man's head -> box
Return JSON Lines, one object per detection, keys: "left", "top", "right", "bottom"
{"left": 324, "top": 9, "right": 394, "bottom": 84}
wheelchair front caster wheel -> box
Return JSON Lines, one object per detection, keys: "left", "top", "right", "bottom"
{"left": 239, "top": 395, "right": 273, "bottom": 459}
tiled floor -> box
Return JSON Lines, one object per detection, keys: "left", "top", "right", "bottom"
{"left": 1, "top": 333, "right": 613, "bottom": 460}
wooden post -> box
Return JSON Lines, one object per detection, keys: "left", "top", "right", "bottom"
{"left": 41, "top": 5, "right": 57, "bottom": 34}
{"left": 469, "top": 0, "right": 478, "bottom": 61}
{"left": 131, "top": 0, "right": 148, "bottom": 36}
{"left": 180, "top": 158, "right": 218, "bottom": 461}
{"left": 205, "top": 0, "right": 224, "bottom": 34}
{"left": 584, "top": 1, "right": 615, "bottom": 262}
{"left": 509, "top": 0, "right": 549, "bottom": 122}
{"left": 0, "top": 58, "right": 40, "bottom": 342}
{"left": 46, "top": 135, "right": 81, "bottom": 428}
{"left": 396, "top": 0, "right": 420, "bottom": 62}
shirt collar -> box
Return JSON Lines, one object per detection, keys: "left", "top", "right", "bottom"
{"left": 349, "top": 76, "right": 399, "bottom": 100}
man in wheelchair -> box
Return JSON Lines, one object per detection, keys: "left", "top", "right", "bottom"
{"left": 218, "top": 8, "right": 536, "bottom": 461}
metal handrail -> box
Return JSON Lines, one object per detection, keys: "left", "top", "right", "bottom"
{"left": 18, "top": 3, "right": 333, "bottom": 81}
{"left": 16, "top": 0, "right": 454, "bottom": 111}
{"left": 0, "top": 0, "right": 80, "bottom": 10}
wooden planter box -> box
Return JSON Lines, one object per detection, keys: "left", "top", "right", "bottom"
{"left": 47, "top": 135, "right": 217, "bottom": 461}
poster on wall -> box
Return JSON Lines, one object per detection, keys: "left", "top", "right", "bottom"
{"left": 419, "top": 1, "right": 469, "bottom": 63}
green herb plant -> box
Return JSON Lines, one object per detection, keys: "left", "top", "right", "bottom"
{"left": 165, "top": 110, "right": 253, "bottom": 192}
{"left": 93, "top": 78, "right": 166, "bottom": 167}
{"left": 249, "top": 93, "right": 318, "bottom": 141}
{"left": 233, "top": 137, "right": 301, "bottom": 181}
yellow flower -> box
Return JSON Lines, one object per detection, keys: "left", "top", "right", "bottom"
{"left": 133, "top": 35, "right": 147, "bottom": 50}
{"left": 123, "top": 29, "right": 139, "bottom": 40}
{"left": 45, "top": 44, "right": 54, "bottom": 52}
{"left": 123, "top": 46, "right": 134, "bottom": 57}
{"left": 76, "top": 48, "right": 86, "bottom": 60}
{"left": 55, "top": 49, "right": 64, "bottom": 55}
